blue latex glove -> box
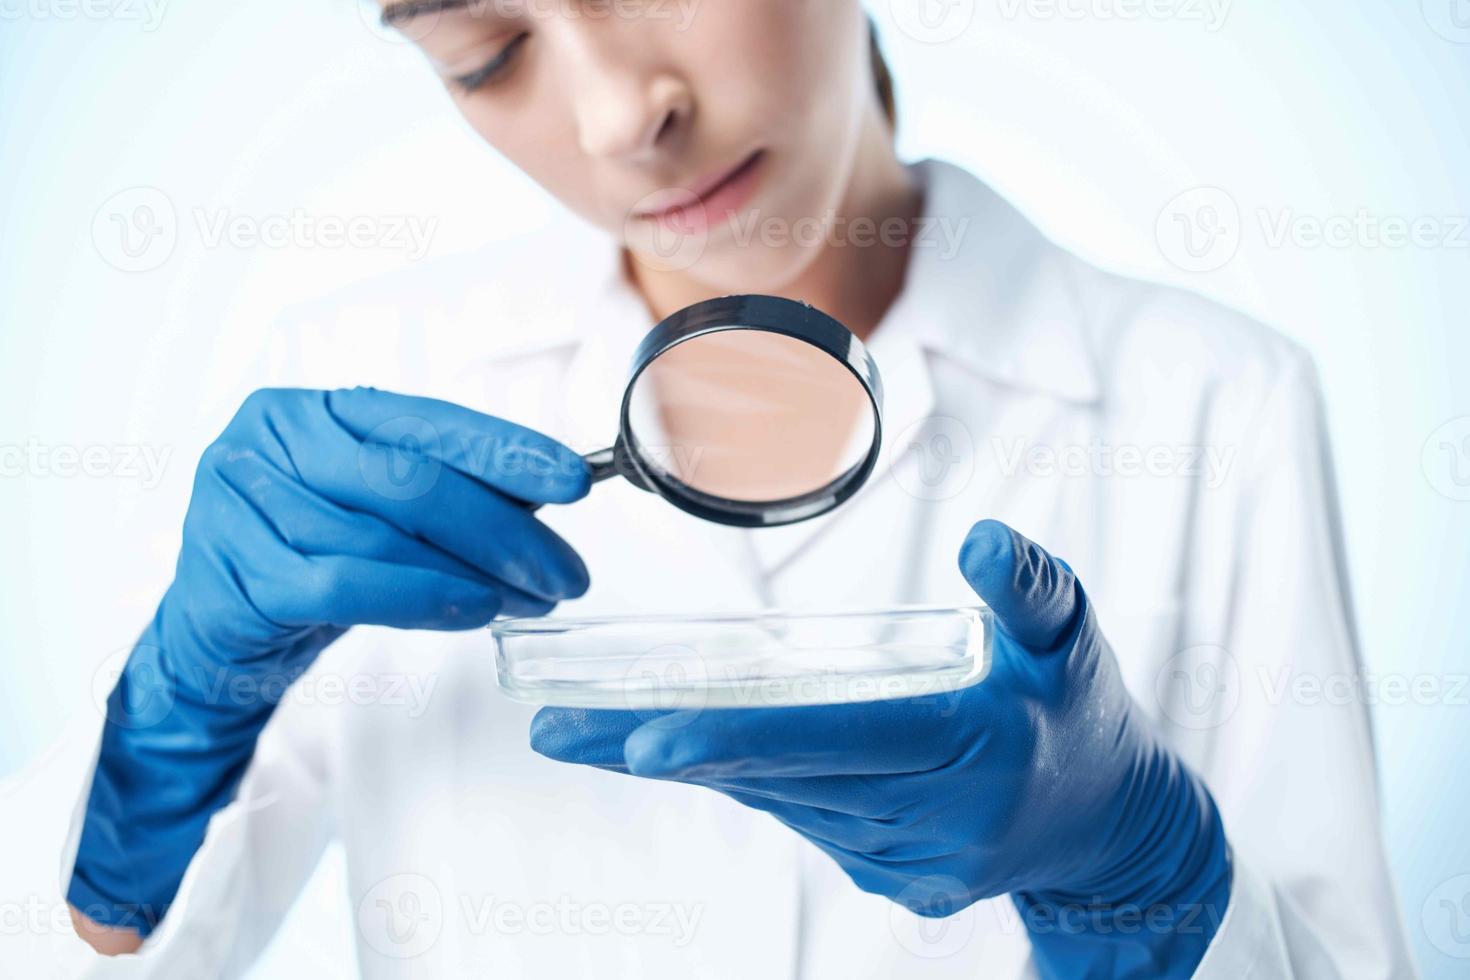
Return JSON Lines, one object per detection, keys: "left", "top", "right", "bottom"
{"left": 531, "top": 520, "right": 1232, "bottom": 978}
{"left": 69, "top": 388, "right": 591, "bottom": 936}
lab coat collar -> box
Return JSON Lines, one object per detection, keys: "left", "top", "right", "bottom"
{"left": 891, "top": 158, "right": 1103, "bottom": 405}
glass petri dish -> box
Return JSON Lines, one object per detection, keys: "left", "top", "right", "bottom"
{"left": 491, "top": 605, "right": 991, "bottom": 709}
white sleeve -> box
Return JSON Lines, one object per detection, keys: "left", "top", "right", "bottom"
{"left": 1169, "top": 351, "right": 1416, "bottom": 979}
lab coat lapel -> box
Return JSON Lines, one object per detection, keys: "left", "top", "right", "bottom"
{"left": 886, "top": 158, "right": 1102, "bottom": 406}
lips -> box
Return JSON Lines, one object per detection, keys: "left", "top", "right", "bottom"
{"left": 632, "top": 150, "right": 765, "bottom": 233}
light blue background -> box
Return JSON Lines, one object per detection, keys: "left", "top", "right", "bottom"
{"left": 1, "top": 1, "right": 1467, "bottom": 975}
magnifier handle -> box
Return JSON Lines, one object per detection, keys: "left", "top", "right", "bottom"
{"left": 581, "top": 446, "right": 622, "bottom": 485}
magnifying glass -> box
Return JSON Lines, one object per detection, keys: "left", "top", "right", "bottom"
{"left": 576, "top": 294, "right": 883, "bottom": 528}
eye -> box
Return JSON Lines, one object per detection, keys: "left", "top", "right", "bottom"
{"left": 451, "top": 33, "right": 530, "bottom": 94}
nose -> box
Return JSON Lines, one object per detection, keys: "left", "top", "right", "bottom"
{"left": 573, "top": 62, "right": 691, "bottom": 162}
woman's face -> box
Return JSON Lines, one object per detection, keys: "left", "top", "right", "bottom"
{"left": 381, "top": 0, "right": 876, "bottom": 291}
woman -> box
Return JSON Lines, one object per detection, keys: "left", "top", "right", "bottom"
{"left": 64, "top": 2, "right": 1412, "bottom": 977}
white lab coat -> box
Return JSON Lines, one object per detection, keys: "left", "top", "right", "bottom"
{"left": 61, "top": 160, "right": 1414, "bottom": 978}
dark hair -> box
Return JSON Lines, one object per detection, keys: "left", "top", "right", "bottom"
{"left": 869, "top": 21, "right": 896, "bottom": 128}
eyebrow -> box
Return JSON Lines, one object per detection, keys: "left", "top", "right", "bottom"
{"left": 381, "top": 0, "right": 473, "bottom": 26}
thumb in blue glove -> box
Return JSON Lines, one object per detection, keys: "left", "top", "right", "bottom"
{"left": 531, "top": 520, "right": 1232, "bottom": 979}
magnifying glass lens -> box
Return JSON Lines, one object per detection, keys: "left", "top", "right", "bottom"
{"left": 626, "top": 329, "right": 876, "bottom": 503}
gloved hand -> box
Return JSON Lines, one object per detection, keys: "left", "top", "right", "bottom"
{"left": 531, "top": 520, "right": 1232, "bottom": 978}
{"left": 69, "top": 387, "right": 591, "bottom": 937}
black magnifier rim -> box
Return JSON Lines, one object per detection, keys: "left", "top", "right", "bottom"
{"left": 618, "top": 294, "right": 884, "bottom": 529}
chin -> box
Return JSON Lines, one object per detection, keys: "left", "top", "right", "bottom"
{"left": 686, "top": 240, "right": 826, "bottom": 295}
